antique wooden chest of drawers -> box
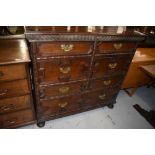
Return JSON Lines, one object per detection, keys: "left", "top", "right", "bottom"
{"left": 0, "top": 39, "right": 35, "bottom": 128}
{"left": 25, "top": 26, "right": 145, "bottom": 127}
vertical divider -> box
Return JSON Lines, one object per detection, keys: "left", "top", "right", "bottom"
{"left": 86, "top": 36, "right": 97, "bottom": 90}
{"left": 30, "top": 42, "right": 43, "bottom": 121}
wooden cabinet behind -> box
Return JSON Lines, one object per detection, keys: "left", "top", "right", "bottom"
{"left": 121, "top": 48, "right": 155, "bottom": 96}
{"left": 25, "top": 26, "right": 144, "bottom": 127}
{"left": 0, "top": 39, "right": 35, "bottom": 128}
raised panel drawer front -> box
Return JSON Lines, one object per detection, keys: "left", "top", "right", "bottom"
{"left": 0, "top": 64, "right": 27, "bottom": 82}
{"left": 90, "top": 75, "right": 123, "bottom": 90}
{"left": 81, "top": 89, "right": 118, "bottom": 108}
{"left": 97, "top": 42, "right": 136, "bottom": 53}
{"left": 0, "top": 109, "right": 34, "bottom": 128}
{"left": 40, "top": 95, "right": 82, "bottom": 117}
{"left": 0, "top": 95, "right": 31, "bottom": 114}
{"left": 38, "top": 57, "right": 90, "bottom": 83}
{"left": 37, "top": 41, "right": 94, "bottom": 56}
{"left": 0, "top": 79, "right": 30, "bottom": 99}
{"left": 92, "top": 54, "right": 132, "bottom": 78}
{"left": 39, "top": 81, "right": 86, "bottom": 99}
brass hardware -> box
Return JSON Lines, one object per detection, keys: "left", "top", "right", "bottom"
{"left": 99, "top": 94, "right": 106, "bottom": 100}
{"left": 1, "top": 106, "right": 11, "bottom": 111}
{"left": 0, "top": 89, "right": 7, "bottom": 96}
{"left": 109, "top": 63, "right": 117, "bottom": 69}
{"left": 113, "top": 43, "right": 123, "bottom": 50}
{"left": 7, "top": 120, "right": 16, "bottom": 124}
{"left": 103, "top": 80, "right": 111, "bottom": 86}
{"left": 0, "top": 71, "right": 4, "bottom": 78}
{"left": 0, "top": 104, "right": 14, "bottom": 111}
{"left": 59, "top": 66, "right": 71, "bottom": 74}
{"left": 59, "top": 87, "right": 70, "bottom": 94}
{"left": 58, "top": 102, "right": 68, "bottom": 108}
{"left": 3, "top": 107, "right": 11, "bottom": 111}
{"left": 61, "top": 44, "right": 74, "bottom": 52}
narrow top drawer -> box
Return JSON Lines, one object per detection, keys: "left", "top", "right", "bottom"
{"left": 97, "top": 42, "right": 136, "bottom": 53}
{"left": 37, "top": 41, "right": 94, "bottom": 56}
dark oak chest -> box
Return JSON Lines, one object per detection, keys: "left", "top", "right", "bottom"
{"left": 25, "top": 27, "right": 144, "bottom": 127}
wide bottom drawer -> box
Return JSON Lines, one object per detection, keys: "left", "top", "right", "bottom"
{"left": 40, "top": 88, "right": 118, "bottom": 119}
{"left": 0, "top": 109, "right": 34, "bottom": 128}
{"left": 40, "top": 95, "right": 82, "bottom": 117}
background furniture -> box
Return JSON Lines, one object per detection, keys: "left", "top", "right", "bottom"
{"left": 0, "top": 39, "right": 35, "bottom": 128}
{"left": 121, "top": 48, "right": 155, "bottom": 96}
{"left": 25, "top": 26, "right": 144, "bottom": 127}
{"left": 0, "top": 26, "right": 24, "bottom": 35}
{"left": 140, "top": 65, "right": 155, "bottom": 87}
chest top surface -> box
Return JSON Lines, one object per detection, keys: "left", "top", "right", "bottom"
{"left": 0, "top": 39, "right": 30, "bottom": 65}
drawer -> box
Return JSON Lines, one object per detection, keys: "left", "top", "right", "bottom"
{"left": 38, "top": 57, "right": 90, "bottom": 83}
{"left": 0, "top": 109, "right": 34, "bottom": 128}
{"left": 90, "top": 75, "right": 123, "bottom": 90}
{"left": 39, "top": 81, "right": 86, "bottom": 99}
{"left": 40, "top": 95, "right": 82, "bottom": 117}
{"left": 0, "top": 79, "right": 30, "bottom": 99}
{"left": 37, "top": 41, "right": 94, "bottom": 56}
{"left": 0, "top": 95, "right": 31, "bottom": 114}
{"left": 81, "top": 89, "right": 118, "bottom": 108}
{"left": 92, "top": 54, "right": 133, "bottom": 78}
{"left": 0, "top": 64, "right": 27, "bottom": 82}
{"left": 97, "top": 42, "right": 136, "bottom": 53}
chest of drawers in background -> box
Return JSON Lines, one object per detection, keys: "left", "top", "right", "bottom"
{"left": 0, "top": 39, "right": 35, "bottom": 128}
{"left": 25, "top": 26, "right": 144, "bottom": 127}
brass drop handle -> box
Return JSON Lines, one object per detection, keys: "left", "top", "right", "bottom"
{"left": 113, "top": 43, "right": 123, "bottom": 50}
{"left": 59, "top": 66, "right": 71, "bottom": 74}
{"left": 0, "top": 89, "right": 8, "bottom": 96}
{"left": 99, "top": 94, "right": 106, "bottom": 100}
{"left": 0, "top": 71, "right": 4, "bottom": 78}
{"left": 109, "top": 63, "right": 117, "bottom": 69}
{"left": 61, "top": 44, "right": 74, "bottom": 52}
{"left": 58, "top": 102, "right": 68, "bottom": 108}
{"left": 59, "top": 87, "right": 70, "bottom": 94}
{"left": 103, "top": 80, "right": 111, "bottom": 86}
{"left": 7, "top": 119, "right": 16, "bottom": 124}
{"left": 0, "top": 104, "right": 14, "bottom": 111}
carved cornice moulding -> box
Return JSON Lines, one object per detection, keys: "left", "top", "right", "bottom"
{"left": 25, "top": 34, "right": 145, "bottom": 42}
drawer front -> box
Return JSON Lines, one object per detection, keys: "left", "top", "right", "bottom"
{"left": 40, "top": 95, "right": 82, "bottom": 117}
{"left": 38, "top": 57, "right": 90, "bottom": 83}
{"left": 0, "top": 95, "right": 31, "bottom": 114}
{"left": 0, "top": 64, "right": 27, "bottom": 82}
{"left": 0, "top": 79, "right": 30, "bottom": 99}
{"left": 39, "top": 81, "right": 86, "bottom": 99}
{"left": 90, "top": 75, "right": 123, "bottom": 90}
{"left": 0, "top": 109, "right": 34, "bottom": 128}
{"left": 92, "top": 54, "right": 132, "bottom": 78}
{"left": 37, "top": 41, "right": 93, "bottom": 56}
{"left": 97, "top": 42, "right": 136, "bottom": 53}
{"left": 81, "top": 89, "right": 118, "bottom": 108}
